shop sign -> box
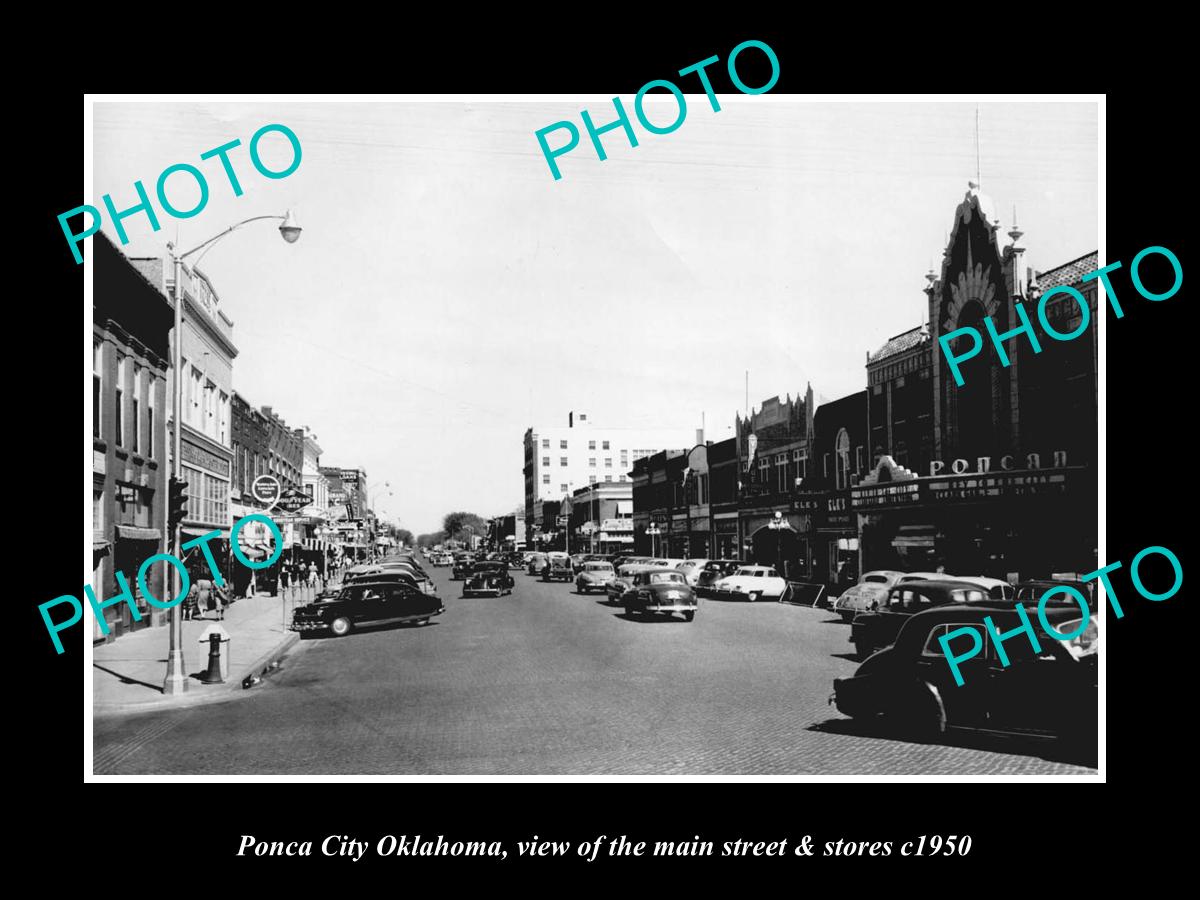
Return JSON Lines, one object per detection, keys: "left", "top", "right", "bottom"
{"left": 929, "top": 471, "right": 1069, "bottom": 501}
{"left": 182, "top": 439, "right": 230, "bottom": 477}
{"left": 715, "top": 519, "right": 738, "bottom": 534}
{"left": 853, "top": 481, "right": 920, "bottom": 508}
{"left": 93, "top": 450, "right": 106, "bottom": 475}
{"left": 928, "top": 450, "right": 1067, "bottom": 476}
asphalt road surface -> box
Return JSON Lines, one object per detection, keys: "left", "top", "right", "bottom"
{"left": 93, "top": 564, "right": 1097, "bottom": 775}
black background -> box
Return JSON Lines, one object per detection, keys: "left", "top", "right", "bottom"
{"left": 21, "top": 21, "right": 1186, "bottom": 885}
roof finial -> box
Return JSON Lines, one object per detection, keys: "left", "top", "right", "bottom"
{"left": 975, "top": 105, "right": 981, "bottom": 188}
{"left": 1008, "top": 204, "right": 1024, "bottom": 244}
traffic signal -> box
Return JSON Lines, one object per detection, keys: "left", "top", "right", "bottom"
{"left": 168, "top": 476, "right": 189, "bottom": 530}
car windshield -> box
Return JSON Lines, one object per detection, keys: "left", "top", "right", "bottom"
{"left": 584, "top": 563, "right": 613, "bottom": 572}
{"left": 650, "top": 572, "right": 684, "bottom": 584}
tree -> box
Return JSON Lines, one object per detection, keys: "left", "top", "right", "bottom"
{"left": 442, "top": 511, "right": 487, "bottom": 542}
{"left": 417, "top": 531, "right": 445, "bottom": 548}
{"left": 394, "top": 528, "right": 414, "bottom": 547}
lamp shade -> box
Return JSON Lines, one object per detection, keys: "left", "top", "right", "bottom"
{"left": 279, "top": 210, "right": 302, "bottom": 244}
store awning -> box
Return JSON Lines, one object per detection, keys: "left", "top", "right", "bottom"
{"left": 115, "top": 525, "right": 161, "bottom": 542}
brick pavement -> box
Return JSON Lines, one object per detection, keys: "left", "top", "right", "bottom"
{"left": 92, "top": 568, "right": 1098, "bottom": 775}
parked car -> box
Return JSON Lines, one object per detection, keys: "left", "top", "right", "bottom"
{"left": 575, "top": 561, "right": 615, "bottom": 594}
{"left": 711, "top": 565, "right": 790, "bottom": 602}
{"left": 621, "top": 568, "right": 698, "bottom": 622}
{"left": 850, "top": 580, "right": 991, "bottom": 660}
{"left": 462, "top": 561, "right": 515, "bottom": 597}
{"left": 675, "top": 558, "right": 711, "bottom": 586}
{"left": 830, "top": 602, "right": 1098, "bottom": 745}
{"left": 607, "top": 563, "right": 654, "bottom": 600}
{"left": 1014, "top": 579, "right": 1096, "bottom": 612}
{"left": 695, "top": 560, "right": 744, "bottom": 596}
{"left": 542, "top": 552, "right": 574, "bottom": 582}
{"left": 833, "top": 570, "right": 906, "bottom": 622}
{"left": 349, "top": 568, "right": 438, "bottom": 596}
{"left": 951, "top": 576, "right": 1016, "bottom": 602}
{"left": 526, "top": 552, "right": 548, "bottom": 575}
{"left": 291, "top": 579, "right": 444, "bottom": 637}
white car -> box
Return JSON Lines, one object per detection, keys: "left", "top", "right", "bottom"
{"left": 950, "top": 575, "right": 1016, "bottom": 602}
{"left": 712, "top": 565, "right": 789, "bottom": 602}
{"left": 675, "top": 558, "right": 711, "bottom": 586}
{"left": 832, "top": 570, "right": 905, "bottom": 622}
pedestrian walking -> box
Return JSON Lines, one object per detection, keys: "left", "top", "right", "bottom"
{"left": 182, "top": 580, "right": 200, "bottom": 621}
{"left": 307, "top": 562, "right": 317, "bottom": 586}
{"left": 280, "top": 565, "right": 290, "bottom": 591}
{"left": 194, "top": 577, "right": 214, "bottom": 620}
{"left": 212, "top": 582, "right": 229, "bottom": 621}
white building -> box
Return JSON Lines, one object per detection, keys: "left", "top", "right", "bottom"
{"left": 523, "top": 411, "right": 697, "bottom": 544}
{"left": 297, "top": 426, "right": 329, "bottom": 512}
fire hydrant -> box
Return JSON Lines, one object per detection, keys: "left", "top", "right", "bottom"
{"left": 197, "top": 624, "right": 230, "bottom": 683}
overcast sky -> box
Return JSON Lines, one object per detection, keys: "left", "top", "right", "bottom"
{"left": 91, "top": 99, "right": 1098, "bottom": 534}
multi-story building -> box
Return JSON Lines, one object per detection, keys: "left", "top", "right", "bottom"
{"left": 261, "top": 405, "right": 303, "bottom": 491}
{"left": 321, "top": 466, "right": 370, "bottom": 560}
{"left": 92, "top": 233, "right": 174, "bottom": 641}
{"left": 522, "top": 411, "right": 696, "bottom": 545}
{"left": 852, "top": 182, "right": 1097, "bottom": 580}
{"left": 130, "top": 251, "right": 238, "bottom": 583}
{"left": 563, "top": 482, "right": 634, "bottom": 555}
{"left": 297, "top": 426, "right": 329, "bottom": 511}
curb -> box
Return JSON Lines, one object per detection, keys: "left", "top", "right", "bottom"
{"left": 237, "top": 631, "right": 301, "bottom": 685}
{"left": 93, "top": 630, "right": 302, "bottom": 718}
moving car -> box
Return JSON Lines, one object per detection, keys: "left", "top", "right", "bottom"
{"left": 621, "top": 568, "right": 698, "bottom": 622}
{"left": 695, "top": 560, "right": 743, "bottom": 596}
{"left": 849, "top": 580, "right": 989, "bottom": 660}
{"left": 711, "top": 565, "right": 789, "bottom": 602}
{"left": 451, "top": 554, "right": 473, "bottom": 580}
{"left": 462, "top": 561, "right": 515, "bottom": 597}
{"left": 833, "top": 570, "right": 906, "bottom": 622}
{"left": 575, "top": 561, "right": 615, "bottom": 594}
{"left": 291, "top": 579, "right": 444, "bottom": 637}
{"left": 1014, "top": 579, "right": 1096, "bottom": 612}
{"left": 607, "top": 563, "right": 655, "bottom": 601}
{"left": 952, "top": 576, "right": 1016, "bottom": 602}
{"left": 830, "top": 602, "right": 1098, "bottom": 745}
{"left": 675, "top": 558, "right": 711, "bottom": 586}
{"left": 542, "top": 552, "right": 573, "bottom": 582}
{"left": 526, "top": 552, "right": 548, "bottom": 575}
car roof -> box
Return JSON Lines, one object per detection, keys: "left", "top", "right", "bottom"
{"left": 341, "top": 579, "right": 415, "bottom": 590}
{"left": 888, "top": 579, "right": 993, "bottom": 594}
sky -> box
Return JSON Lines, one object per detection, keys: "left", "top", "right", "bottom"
{"left": 91, "top": 99, "right": 1098, "bottom": 535}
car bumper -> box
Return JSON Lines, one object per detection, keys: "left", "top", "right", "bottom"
{"left": 644, "top": 603, "right": 696, "bottom": 613}
{"left": 290, "top": 619, "right": 329, "bottom": 632}
{"left": 463, "top": 587, "right": 502, "bottom": 596}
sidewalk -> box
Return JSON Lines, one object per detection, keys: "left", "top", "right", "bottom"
{"left": 92, "top": 584, "right": 331, "bottom": 715}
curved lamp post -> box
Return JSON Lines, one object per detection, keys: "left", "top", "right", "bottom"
{"left": 163, "top": 212, "right": 302, "bottom": 696}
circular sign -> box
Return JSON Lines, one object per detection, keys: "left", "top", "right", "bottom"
{"left": 252, "top": 475, "right": 281, "bottom": 504}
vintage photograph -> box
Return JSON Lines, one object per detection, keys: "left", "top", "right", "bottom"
{"left": 87, "top": 98, "right": 1099, "bottom": 775}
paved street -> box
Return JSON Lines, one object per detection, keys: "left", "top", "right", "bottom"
{"left": 93, "top": 565, "right": 1096, "bottom": 775}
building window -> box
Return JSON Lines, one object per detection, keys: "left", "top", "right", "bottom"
{"left": 542, "top": 456, "right": 550, "bottom": 466}
{"left": 93, "top": 340, "right": 102, "bottom": 440}
{"left": 589, "top": 475, "right": 597, "bottom": 484}
{"left": 604, "top": 458, "right": 612, "bottom": 468}
{"left": 132, "top": 365, "right": 142, "bottom": 454}
{"left": 560, "top": 440, "right": 568, "bottom": 449}
{"left": 542, "top": 474, "right": 550, "bottom": 484}
{"left": 602, "top": 440, "right": 610, "bottom": 450}
{"left": 605, "top": 475, "right": 613, "bottom": 482}
{"left": 114, "top": 354, "right": 125, "bottom": 446}
{"left": 560, "top": 484, "right": 568, "bottom": 493}
{"left": 855, "top": 445, "right": 864, "bottom": 473}
{"left": 619, "top": 475, "right": 627, "bottom": 482}
{"left": 219, "top": 392, "right": 229, "bottom": 445}
{"left": 835, "top": 429, "right": 851, "bottom": 490}
{"left": 542, "top": 439, "right": 549, "bottom": 449}
{"left": 93, "top": 487, "right": 103, "bottom": 532}
{"left": 620, "top": 451, "right": 628, "bottom": 465}
{"left": 147, "top": 379, "right": 155, "bottom": 459}
{"left": 589, "top": 457, "right": 596, "bottom": 467}
{"left": 823, "top": 453, "right": 830, "bottom": 479}
{"left": 588, "top": 440, "right": 596, "bottom": 450}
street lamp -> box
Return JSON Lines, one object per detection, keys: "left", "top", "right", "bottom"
{"left": 646, "top": 523, "right": 662, "bottom": 558}
{"left": 163, "top": 212, "right": 301, "bottom": 696}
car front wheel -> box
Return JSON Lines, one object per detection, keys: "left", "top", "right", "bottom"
{"left": 748, "top": 592, "right": 760, "bottom": 602}
{"left": 682, "top": 611, "right": 695, "bottom": 622}
{"left": 330, "top": 616, "right": 352, "bottom": 637}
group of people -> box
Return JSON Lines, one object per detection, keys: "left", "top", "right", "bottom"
{"left": 280, "top": 560, "right": 321, "bottom": 590}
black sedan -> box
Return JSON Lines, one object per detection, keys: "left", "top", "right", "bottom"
{"left": 830, "top": 602, "right": 1097, "bottom": 747}
{"left": 694, "top": 559, "right": 744, "bottom": 597}
{"left": 621, "top": 568, "right": 697, "bottom": 622}
{"left": 291, "top": 579, "right": 444, "bottom": 637}
{"left": 462, "top": 562, "right": 515, "bottom": 597}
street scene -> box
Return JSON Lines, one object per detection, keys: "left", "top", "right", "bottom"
{"left": 89, "top": 100, "right": 1099, "bottom": 776}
